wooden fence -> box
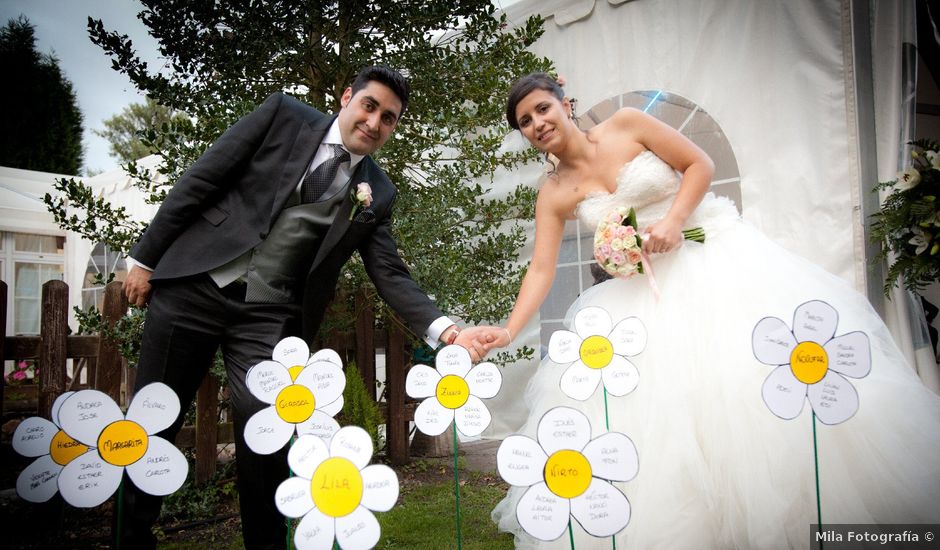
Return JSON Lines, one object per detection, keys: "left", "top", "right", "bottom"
{"left": 1, "top": 279, "right": 419, "bottom": 486}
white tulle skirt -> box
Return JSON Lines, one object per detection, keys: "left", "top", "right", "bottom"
{"left": 492, "top": 219, "right": 940, "bottom": 549}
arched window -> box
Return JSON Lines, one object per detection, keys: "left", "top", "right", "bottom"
{"left": 81, "top": 242, "right": 127, "bottom": 310}
{"left": 538, "top": 91, "right": 740, "bottom": 343}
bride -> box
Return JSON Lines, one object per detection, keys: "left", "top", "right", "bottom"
{"left": 473, "top": 73, "right": 940, "bottom": 549}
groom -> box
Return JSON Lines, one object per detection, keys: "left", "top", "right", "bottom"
{"left": 120, "top": 66, "right": 485, "bottom": 549}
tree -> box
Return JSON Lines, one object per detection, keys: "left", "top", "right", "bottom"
{"left": 0, "top": 16, "right": 84, "bottom": 174}
{"left": 48, "top": 0, "right": 550, "bottom": 364}
{"left": 94, "top": 97, "right": 188, "bottom": 163}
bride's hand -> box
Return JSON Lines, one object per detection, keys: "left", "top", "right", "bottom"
{"left": 643, "top": 217, "right": 683, "bottom": 254}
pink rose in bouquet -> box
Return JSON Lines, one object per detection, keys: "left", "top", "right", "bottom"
{"left": 593, "top": 206, "right": 704, "bottom": 279}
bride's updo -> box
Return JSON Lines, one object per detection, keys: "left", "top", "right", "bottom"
{"left": 506, "top": 72, "right": 564, "bottom": 130}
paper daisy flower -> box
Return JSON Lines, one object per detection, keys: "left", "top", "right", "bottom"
{"left": 548, "top": 306, "right": 646, "bottom": 400}
{"left": 752, "top": 299, "right": 871, "bottom": 425}
{"left": 275, "top": 427, "right": 399, "bottom": 550}
{"left": 12, "top": 392, "right": 87, "bottom": 503}
{"left": 244, "top": 337, "right": 346, "bottom": 454}
{"left": 54, "top": 383, "right": 188, "bottom": 507}
{"left": 405, "top": 344, "right": 501, "bottom": 437}
{"left": 497, "top": 407, "right": 638, "bottom": 541}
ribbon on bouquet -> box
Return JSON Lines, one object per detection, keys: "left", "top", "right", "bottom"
{"left": 638, "top": 234, "right": 661, "bottom": 301}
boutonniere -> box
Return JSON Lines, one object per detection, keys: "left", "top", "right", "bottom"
{"left": 350, "top": 182, "right": 373, "bottom": 220}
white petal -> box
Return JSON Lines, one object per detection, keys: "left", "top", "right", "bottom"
{"left": 807, "top": 371, "right": 859, "bottom": 425}
{"left": 496, "top": 435, "right": 548, "bottom": 487}
{"left": 608, "top": 317, "right": 647, "bottom": 357}
{"left": 413, "top": 397, "right": 454, "bottom": 437}
{"left": 246, "top": 361, "right": 292, "bottom": 404}
{"left": 125, "top": 436, "right": 188, "bottom": 496}
{"left": 288, "top": 434, "right": 330, "bottom": 479}
{"left": 465, "top": 362, "right": 502, "bottom": 399}
{"left": 51, "top": 391, "right": 75, "bottom": 426}
{"left": 12, "top": 416, "right": 59, "bottom": 457}
{"left": 574, "top": 307, "right": 612, "bottom": 338}
{"left": 360, "top": 464, "right": 399, "bottom": 512}
{"left": 296, "top": 361, "right": 346, "bottom": 409}
{"left": 317, "top": 395, "right": 344, "bottom": 418}
{"left": 58, "top": 450, "right": 123, "bottom": 508}
{"left": 570, "top": 478, "right": 631, "bottom": 537}
{"left": 16, "top": 455, "right": 62, "bottom": 503}
{"left": 537, "top": 407, "right": 592, "bottom": 455}
{"left": 273, "top": 336, "right": 310, "bottom": 369}
{"left": 125, "top": 382, "right": 181, "bottom": 435}
{"left": 435, "top": 345, "right": 472, "bottom": 378}
{"left": 752, "top": 317, "right": 798, "bottom": 365}
{"left": 559, "top": 362, "right": 602, "bottom": 401}
{"left": 275, "top": 476, "right": 314, "bottom": 518}
{"left": 294, "top": 508, "right": 335, "bottom": 550}
{"left": 582, "top": 432, "right": 639, "bottom": 482}
{"left": 335, "top": 506, "right": 380, "bottom": 550}
{"left": 296, "top": 410, "right": 341, "bottom": 442}
{"left": 405, "top": 364, "right": 441, "bottom": 399}
{"left": 762, "top": 365, "right": 807, "bottom": 420}
{"left": 792, "top": 300, "right": 838, "bottom": 344}
{"left": 58, "top": 390, "right": 124, "bottom": 447}
{"left": 601, "top": 356, "right": 640, "bottom": 397}
{"left": 330, "top": 426, "right": 374, "bottom": 470}
{"left": 548, "top": 330, "right": 581, "bottom": 364}
{"left": 824, "top": 331, "right": 871, "bottom": 378}
{"left": 243, "top": 406, "right": 294, "bottom": 455}
{"left": 516, "top": 483, "right": 570, "bottom": 541}
{"left": 310, "top": 348, "right": 343, "bottom": 367}
{"left": 454, "top": 395, "right": 491, "bottom": 437}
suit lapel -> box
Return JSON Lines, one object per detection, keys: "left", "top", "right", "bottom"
{"left": 270, "top": 114, "right": 335, "bottom": 223}
{"left": 309, "top": 160, "right": 372, "bottom": 271}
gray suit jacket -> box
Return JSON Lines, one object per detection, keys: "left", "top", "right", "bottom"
{"left": 131, "top": 92, "right": 443, "bottom": 342}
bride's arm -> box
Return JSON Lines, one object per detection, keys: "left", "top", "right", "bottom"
{"left": 470, "top": 188, "right": 567, "bottom": 350}
{"left": 614, "top": 108, "right": 714, "bottom": 254}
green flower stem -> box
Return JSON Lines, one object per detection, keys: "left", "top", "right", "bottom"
{"left": 682, "top": 227, "right": 706, "bottom": 243}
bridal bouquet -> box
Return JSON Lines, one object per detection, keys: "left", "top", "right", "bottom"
{"left": 594, "top": 206, "right": 705, "bottom": 279}
{"left": 871, "top": 138, "right": 940, "bottom": 293}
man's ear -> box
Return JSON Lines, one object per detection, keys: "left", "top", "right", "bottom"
{"left": 340, "top": 87, "right": 353, "bottom": 109}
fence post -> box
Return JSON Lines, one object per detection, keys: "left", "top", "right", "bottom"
{"left": 38, "top": 280, "right": 68, "bottom": 419}
{"left": 386, "top": 318, "right": 409, "bottom": 465}
{"left": 194, "top": 375, "right": 219, "bottom": 485}
{"left": 0, "top": 280, "right": 7, "bottom": 416}
{"left": 95, "top": 281, "right": 128, "bottom": 403}
{"left": 355, "top": 290, "right": 376, "bottom": 399}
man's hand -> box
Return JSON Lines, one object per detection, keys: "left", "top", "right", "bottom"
{"left": 123, "top": 265, "right": 153, "bottom": 307}
{"left": 455, "top": 326, "right": 503, "bottom": 362}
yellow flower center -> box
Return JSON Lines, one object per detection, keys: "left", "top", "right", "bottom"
{"left": 311, "top": 457, "right": 364, "bottom": 517}
{"left": 544, "top": 449, "right": 593, "bottom": 499}
{"left": 50, "top": 430, "right": 88, "bottom": 466}
{"left": 436, "top": 375, "right": 470, "bottom": 409}
{"left": 98, "top": 420, "right": 148, "bottom": 466}
{"left": 580, "top": 335, "right": 614, "bottom": 369}
{"left": 790, "top": 341, "right": 829, "bottom": 384}
{"left": 275, "top": 384, "right": 316, "bottom": 424}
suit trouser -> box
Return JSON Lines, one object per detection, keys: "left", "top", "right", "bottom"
{"left": 116, "top": 274, "right": 302, "bottom": 550}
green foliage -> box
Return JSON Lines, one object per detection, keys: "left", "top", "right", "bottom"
{"left": 160, "top": 460, "right": 239, "bottom": 522}
{"left": 94, "top": 97, "right": 190, "bottom": 163}
{"left": 871, "top": 138, "right": 940, "bottom": 294}
{"left": 0, "top": 16, "right": 84, "bottom": 174}
{"left": 340, "top": 361, "right": 384, "bottom": 450}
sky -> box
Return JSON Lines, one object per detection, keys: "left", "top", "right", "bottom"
{"left": 1, "top": 0, "right": 164, "bottom": 175}
{"left": 1, "top": 0, "right": 524, "bottom": 176}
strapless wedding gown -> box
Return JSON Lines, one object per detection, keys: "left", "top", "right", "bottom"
{"left": 492, "top": 151, "right": 940, "bottom": 549}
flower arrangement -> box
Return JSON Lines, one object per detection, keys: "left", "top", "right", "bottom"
{"left": 871, "top": 138, "right": 940, "bottom": 293}
{"left": 350, "top": 182, "right": 373, "bottom": 220}
{"left": 593, "top": 206, "right": 705, "bottom": 279}
{"left": 6, "top": 360, "right": 37, "bottom": 385}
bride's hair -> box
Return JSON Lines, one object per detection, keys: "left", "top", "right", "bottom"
{"left": 505, "top": 72, "right": 564, "bottom": 130}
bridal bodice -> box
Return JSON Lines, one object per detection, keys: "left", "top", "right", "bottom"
{"left": 575, "top": 150, "right": 739, "bottom": 233}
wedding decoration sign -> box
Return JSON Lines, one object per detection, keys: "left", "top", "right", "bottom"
{"left": 496, "top": 406, "right": 638, "bottom": 542}
{"left": 12, "top": 391, "right": 84, "bottom": 502}
{"left": 405, "top": 344, "right": 501, "bottom": 437}
{"left": 35, "top": 383, "right": 188, "bottom": 508}
{"left": 548, "top": 307, "right": 646, "bottom": 401}
{"left": 752, "top": 300, "right": 871, "bottom": 425}
{"left": 275, "top": 427, "right": 399, "bottom": 550}
{"left": 244, "top": 337, "right": 346, "bottom": 454}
